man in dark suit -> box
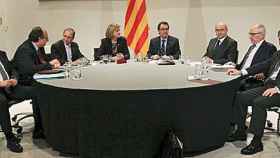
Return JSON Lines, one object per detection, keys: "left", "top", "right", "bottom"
{"left": 13, "top": 27, "right": 60, "bottom": 85}
{"left": 147, "top": 21, "right": 181, "bottom": 60}
{"left": 227, "top": 24, "right": 277, "bottom": 90}
{"left": 51, "top": 28, "right": 85, "bottom": 65}
{"left": 203, "top": 22, "right": 238, "bottom": 65}
{"left": 0, "top": 50, "right": 37, "bottom": 152}
{"left": 12, "top": 27, "right": 60, "bottom": 140}
{"left": 226, "top": 31, "right": 280, "bottom": 155}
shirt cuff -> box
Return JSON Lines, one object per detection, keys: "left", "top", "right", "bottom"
{"left": 241, "top": 69, "right": 248, "bottom": 76}
{"left": 275, "top": 86, "right": 280, "bottom": 93}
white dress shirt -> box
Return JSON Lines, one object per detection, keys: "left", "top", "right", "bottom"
{"left": 241, "top": 40, "right": 264, "bottom": 75}
{"left": 64, "top": 42, "right": 72, "bottom": 62}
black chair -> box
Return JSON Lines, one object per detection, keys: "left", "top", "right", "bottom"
{"left": 93, "top": 48, "right": 100, "bottom": 61}
{"left": 0, "top": 99, "right": 34, "bottom": 139}
{"left": 246, "top": 106, "right": 280, "bottom": 136}
{"left": 264, "top": 106, "right": 280, "bottom": 136}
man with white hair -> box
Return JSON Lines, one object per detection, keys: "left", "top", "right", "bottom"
{"left": 226, "top": 30, "right": 280, "bottom": 155}
{"left": 227, "top": 25, "right": 276, "bottom": 138}
{"left": 227, "top": 24, "right": 276, "bottom": 77}
{"left": 203, "top": 22, "right": 238, "bottom": 64}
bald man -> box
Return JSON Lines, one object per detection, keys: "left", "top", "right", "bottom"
{"left": 203, "top": 22, "right": 238, "bottom": 65}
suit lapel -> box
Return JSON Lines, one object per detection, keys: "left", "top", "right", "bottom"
{"left": 219, "top": 36, "right": 229, "bottom": 52}
{"left": 59, "top": 40, "right": 67, "bottom": 61}
{"left": 27, "top": 40, "right": 40, "bottom": 64}
{"left": 156, "top": 36, "right": 161, "bottom": 53}
{"left": 108, "top": 38, "right": 113, "bottom": 54}
{"left": 166, "top": 36, "right": 172, "bottom": 53}
{"left": 251, "top": 41, "right": 266, "bottom": 64}
{"left": 70, "top": 42, "right": 76, "bottom": 59}
{"left": 272, "top": 53, "right": 280, "bottom": 79}
{"left": 210, "top": 38, "right": 218, "bottom": 55}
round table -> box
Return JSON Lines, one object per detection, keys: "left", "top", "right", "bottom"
{"left": 35, "top": 61, "right": 240, "bottom": 158}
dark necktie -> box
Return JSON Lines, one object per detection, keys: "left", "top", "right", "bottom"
{"left": 0, "top": 62, "right": 9, "bottom": 80}
{"left": 160, "top": 39, "right": 166, "bottom": 55}
{"left": 241, "top": 44, "right": 256, "bottom": 69}
{"left": 215, "top": 40, "right": 221, "bottom": 49}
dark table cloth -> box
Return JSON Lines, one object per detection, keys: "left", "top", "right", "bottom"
{"left": 35, "top": 75, "right": 240, "bottom": 157}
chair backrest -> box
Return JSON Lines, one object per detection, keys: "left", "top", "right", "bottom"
{"left": 268, "top": 106, "right": 280, "bottom": 113}
{"left": 93, "top": 48, "right": 100, "bottom": 60}
{"left": 8, "top": 99, "right": 25, "bottom": 108}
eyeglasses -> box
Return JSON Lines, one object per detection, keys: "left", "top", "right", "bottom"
{"left": 249, "top": 32, "right": 262, "bottom": 36}
{"left": 215, "top": 29, "right": 226, "bottom": 31}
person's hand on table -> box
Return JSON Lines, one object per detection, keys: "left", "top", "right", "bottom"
{"left": 203, "top": 56, "right": 214, "bottom": 64}
{"left": 227, "top": 68, "right": 241, "bottom": 76}
{"left": 0, "top": 80, "right": 12, "bottom": 88}
{"left": 49, "top": 59, "right": 61, "bottom": 69}
{"left": 116, "top": 53, "right": 125, "bottom": 61}
{"left": 151, "top": 55, "right": 160, "bottom": 60}
{"left": 254, "top": 73, "right": 265, "bottom": 81}
{"left": 262, "top": 87, "right": 279, "bottom": 97}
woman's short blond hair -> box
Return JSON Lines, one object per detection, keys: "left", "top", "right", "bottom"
{"left": 105, "top": 24, "right": 120, "bottom": 39}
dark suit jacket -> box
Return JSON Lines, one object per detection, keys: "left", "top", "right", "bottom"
{"left": 203, "top": 36, "right": 238, "bottom": 64}
{"left": 95, "top": 36, "right": 130, "bottom": 60}
{"left": 12, "top": 40, "right": 52, "bottom": 85}
{"left": 51, "top": 40, "right": 84, "bottom": 65}
{"left": 244, "top": 51, "right": 280, "bottom": 87}
{"left": 147, "top": 35, "right": 181, "bottom": 59}
{"left": 0, "top": 50, "right": 17, "bottom": 80}
{"left": 0, "top": 50, "right": 19, "bottom": 95}
{"left": 236, "top": 41, "right": 277, "bottom": 75}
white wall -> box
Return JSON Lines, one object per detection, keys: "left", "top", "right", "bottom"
{"left": 1, "top": 0, "right": 280, "bottom": 61}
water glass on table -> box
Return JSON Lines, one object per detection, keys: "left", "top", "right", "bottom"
{"left": 70, "top": 66, "right": 82, "bottom": 80}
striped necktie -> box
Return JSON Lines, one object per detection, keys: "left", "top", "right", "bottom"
{"left": 241, "top": 44, "right": 256, "bottom": 69}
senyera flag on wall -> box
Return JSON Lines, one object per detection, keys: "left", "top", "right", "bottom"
{"left": 124, "top": 0, "right": 149, "bottom": 57}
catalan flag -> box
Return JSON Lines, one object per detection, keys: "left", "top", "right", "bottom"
{"left": 124, "top": 0, "right": 149, "bottom": 56}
